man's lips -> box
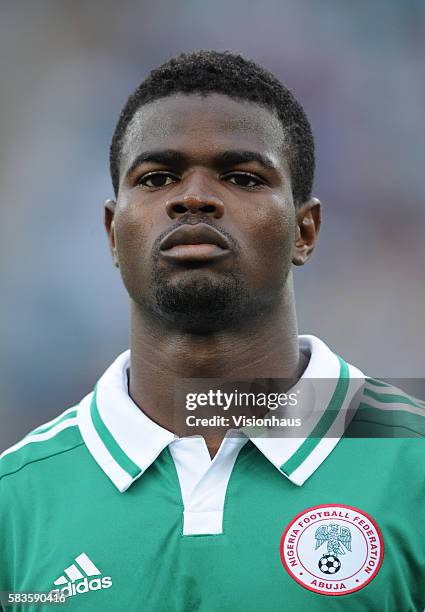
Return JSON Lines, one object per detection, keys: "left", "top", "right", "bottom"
{"left": 159, "top": 223, "right": 231, "bottom": 251}
{"left": 159, "top": 223, "right": 232, "bottom": 263}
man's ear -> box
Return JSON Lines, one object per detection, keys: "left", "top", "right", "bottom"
{"left": 292, "top": 197, "right": 322, "bottom": 266}
{"left": 104, "top": 199, "right": 119, "bottom": 268}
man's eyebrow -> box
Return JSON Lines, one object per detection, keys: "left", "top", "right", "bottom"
{"left": 125, "top": 148, "right": 279, "bottom": 178}
{"left": 125, "top": 150, "right": 188, "bottom": 177}
{"left": 213, "top": 150, "right": 279, "bottom": 171}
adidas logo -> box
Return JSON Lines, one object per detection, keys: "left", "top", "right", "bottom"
{"left": 50, "top": 553, "right": 112, "bottom": 598}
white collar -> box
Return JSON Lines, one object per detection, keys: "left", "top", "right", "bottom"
{"left": 77, "top": 335, "right": 364, "bottom": 492}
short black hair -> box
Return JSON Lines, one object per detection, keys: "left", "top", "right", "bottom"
{"left": 110, "top": 50, "right": 315, "bottom": 206}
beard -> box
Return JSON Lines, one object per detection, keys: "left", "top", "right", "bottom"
{"left": 152, "top": 268, "right": 250, "bottom": 332}
{"left": 131, "top": 227, "right": 287, "bottom": 332}
{"left": 142, "top": 257, "right": 277, "bottom": 332}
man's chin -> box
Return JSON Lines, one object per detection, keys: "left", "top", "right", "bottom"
{"left": 150, "top": 273, "right": 250, "bottom": 331}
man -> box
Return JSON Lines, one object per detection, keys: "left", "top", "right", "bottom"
{"left": 1, "top": 51, "right": 424, "bottom": 611}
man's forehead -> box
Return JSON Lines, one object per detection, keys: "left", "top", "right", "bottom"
{"left": 120, "top": 93, "right": 287, "bottom": 173}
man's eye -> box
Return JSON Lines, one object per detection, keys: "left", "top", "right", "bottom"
{"left": 138, "top": 172, "right": 178, "bottom": 188}
{"left": 224, "top": 173, "right": 263, "bottom": 188}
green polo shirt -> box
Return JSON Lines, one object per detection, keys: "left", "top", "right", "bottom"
{"left": 1, "top": 335, "right": 424, "bottom": 611}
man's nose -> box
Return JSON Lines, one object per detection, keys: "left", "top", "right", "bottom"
{"left": 165, "top": 172, "right": 225, "bottom": 219}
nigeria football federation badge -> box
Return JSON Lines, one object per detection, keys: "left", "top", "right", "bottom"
{"left": 280, "top": 504, "right": 384, "bottom": 595}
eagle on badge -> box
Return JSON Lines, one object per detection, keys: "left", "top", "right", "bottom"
{"left": 315, "top": 524, "right": 352, "bottom": 556}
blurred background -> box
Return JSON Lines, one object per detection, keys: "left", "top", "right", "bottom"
{"left": 1, "top": 0, "right": 424, "bottom": 451}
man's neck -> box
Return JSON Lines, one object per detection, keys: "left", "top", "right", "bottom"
{"left": 127, "top": 287, "right": 308, "bottom": 458}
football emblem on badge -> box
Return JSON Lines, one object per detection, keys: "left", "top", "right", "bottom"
{"left": 280, "top": 504, "right": 384, "bottom": 596}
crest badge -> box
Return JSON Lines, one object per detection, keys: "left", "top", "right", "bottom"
{"left": 280, "top": 504, "right": 384, "bottom": 596}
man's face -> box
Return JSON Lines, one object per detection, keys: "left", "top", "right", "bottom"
{"left": 106, "top": 93, "right": 302, "bottom": 332}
